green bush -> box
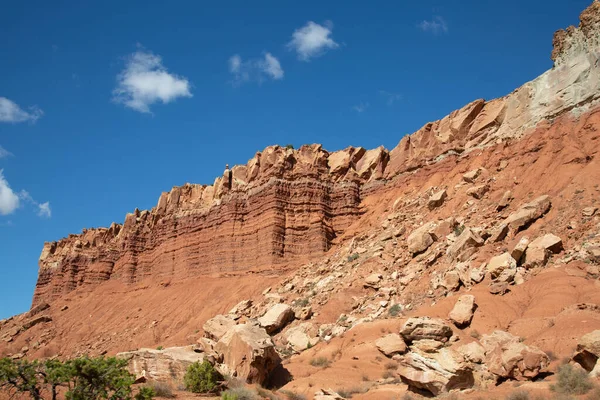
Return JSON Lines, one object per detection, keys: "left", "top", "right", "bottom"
{"left": 0, "top": 356, "right": 136, "bottom": 400}
{"left": 0, "top": 358, "right": 43, "bottom": 399}
{"left": 65, "top": 356, "right": 135, "bottom": 400}
{"left": 184, "top": 360, "right": 222, "bottom": 393}
{"left": 347, "top": 253, "right": 359, "bottom": 262}
{"left": 135, "top": 386, "right": 155, "bottom": 400}
{"left": 388, "top": 304, "right": 402, "bottom": 317}
{"left": 550, "top": 364, "right": 594, "bottom": 395}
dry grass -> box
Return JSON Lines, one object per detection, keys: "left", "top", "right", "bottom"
{"left": 550, "top": 364, "right": 594, "bottom": 395}
{"left": 309, "top": 356, "right": 331, "bottom": 368}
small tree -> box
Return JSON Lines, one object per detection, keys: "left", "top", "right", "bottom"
{"left": 0, "top": 358, "right": 43, "bottom": 400}
{"left": 43, "top": 359, "right": 72, "bottom": 400}
{"left": 65, "top": 356, "right": 135, "bottom": 400}
{"left": 184, "top": 361, "right": 222, "bottom": 393}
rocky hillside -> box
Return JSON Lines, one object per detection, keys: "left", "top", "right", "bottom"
{"left": 3, "top": 1, "right": 600, "bottom": 399}
{"left": 32, "top": 1, "right": 600, "bottom": 308}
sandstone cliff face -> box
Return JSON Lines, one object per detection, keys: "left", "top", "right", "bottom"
{"left": 33, "top": 0, "right": 600, "bottom": 307}
{"left": 33, "top": 144, "right": 384, "bottom": 305}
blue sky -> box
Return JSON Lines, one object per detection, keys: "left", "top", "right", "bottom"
{"left": 0, "top": 0, "right": 590, "bottom": 319}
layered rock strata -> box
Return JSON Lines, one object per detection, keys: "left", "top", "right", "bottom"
{"left": 33, "top": 0, "right": 600, "bottom": 307}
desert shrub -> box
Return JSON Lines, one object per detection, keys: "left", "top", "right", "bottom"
{"left": 184, "top": 360, "right": 222, "bottom": 393}
{"left": 256, "top": 386, "right": 280, "bottom": 400}
{"left": 135, "top": 386, "right": 155, "bottom": 400}
{"left": 454, "top": 225, "right": 465, "bottom": 236}
{"left": 506, "top": 390, "right": 530, "bottom": 400}
{"left": 221, "top": 386, "right": 258, "bottom": 400}
{"left": 384, "top": 361, "right": 397, "bottom": 370}
{"left": 309, "top": 357, "right": 330, "bottom": 368}
{"left": 470, "top": 329, "right": 481, "bottom": 339}
{"left": 550, "top": 364, "right": 594, "bottom": 395}
{"left": 0, "top": 356, "right": 137, "bottom": 400}
{"left": 279, "top": 390, "right": 307, "bottom": 400}
{"left": 336, "top": 386, "right": 367, "bottom": 398}
{"left": 146, "top": 381, "right": 174, "bottom": 398}
{"left": 381, "top": 370, "right": 395, "bottom": 379}
{"left": 65, "top": 356, "right": 135, "bottom": 400}
{"left": 294, "top": 298, "right": 309, "bottom": 308}
{"left": 347, "top": 253, "right": 359, "bottom": 262}
{"left": 285, "top": 144, "right": 294, "bottom": 150}
{"left": 156, "top": 346, "right": 163, "bottom": 350}
{"left": 388, "top": 304, "right": 402, "bottom": 317}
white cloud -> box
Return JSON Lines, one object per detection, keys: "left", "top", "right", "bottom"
{"left": 263, "top": 53, "right": 284, "bottom": 80}
{"left": 113, "top": 50, "right": 192, "bottom": 113}
{"left": 379, "top": 90, "right": 402, "bottom": 105}
{"left": 229, "top": 53, "right": 284, "bottom": 85}
{"left": 229, "top": 54, "right": 242, "bottom": 74}
{"left": 287, "top": 21, "right": 339, "bottom": 61}
{"left": 0, "top": 97, "right": 43, "bottom": 123}
{"left": 0, "top": 170, "right": 20, "bottom": 216}
{"left": 37, "top": 202, "right": 51, "bottom": 218}
{"left": 18, "top": 190, "right": 51, "bottom": 218}
{"left": 353, "top": 102, "right": 369, "bottom": 113}
{"left": 418, "top": 16, "right": 448, "bottom": 35}
{"left": 0, "top": 146, "right": 12, "bottom": 159}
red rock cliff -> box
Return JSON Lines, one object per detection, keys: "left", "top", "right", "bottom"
{"left": 32, "top": 0, "right": 600, "bottom": 307}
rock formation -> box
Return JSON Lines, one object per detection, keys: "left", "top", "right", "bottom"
{"left": 31, "top": 1, "right": 600, "bottom": 307}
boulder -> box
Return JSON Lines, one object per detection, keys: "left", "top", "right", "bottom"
{"left": 441, "top": 271, "right": 461, "bottom": 291}
{"left": 428, "top": 189, "right": 448, "bottom": 210}
{"left": 407, "top": 223, "right": 436, "bottom": 254}
{"left": 401, "top": 317, "right": 453, "bottom": 343}
{"left": 117, "top": 346, "right": 205, "bottom": 383}
{"left": 283, "top": 323, "right": 319, "bottom": 352}
{"left": 503, "top": 195, "right": 551, "bottom": 233}
{"left": 489, "top": 224, "right": 509, "bottom": 243}
{"left": 522, "top": 247, "right": 550, "bottom": 269}
{"left": 203, "top": 314, "right": 237, "bottom": 341}
{"left": 412, "top": 339, "right": 445, "bottom": 353}
{"left": 528, "top": 234, "right": 563, "bottom": 254}
{"left": 463, "top": 169, "right": 481, "bottom": 183}
{"left": 449, "top": 295, "right": 476, "bottom": 328}
{"left": 258, "top": 304, "right": 295, "bottom": 334}
{"left": 22, "top": 315, "right": 52, "bottom": 330}
{"left": 466, "top": 184, "right": 490, "bottom": 200}
{"left": 376, "top": 333, "right": 407, "bottom": 357}
{"left": 314, "top": 389, "right": 344, "bottom": 400}
{"left": 489, "top": 282, "right": 509, "bottom": 295}
{"left": 229, "top": 300, "right": 253, "bottom": 318}
{"left": 397, "top": 348, "right": 474, "bottom": 396}
{"left": 215, "top": 324, "right": 281, "bottom": 385}
{"left": 458, "top": 342, "right": 485, "bottom": 364}
{"left": 470, "top": 266, "right": 485, "bottom": 283}
{"left": 573, "top": 330, "right": 600, "bottom": 372}
{"left": 497, "top": 190, "right": 513, "bottom": 211}
{"left": 447, "top": 228, "right": 485, "bottom": 261}
{"left": 364, "top": 273, "right": 382, "bottom": 289}
{"left": 480, "top": 330, "right": 549, "bottom": 381}
{"left": 511, "top": 237, "right": 530, "bottom": 263}
{"left": 487, "top": 253, "right": 517, "bottom": 280}
{"left": 583, "top": 207, "right": 598, "bottom": 217}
